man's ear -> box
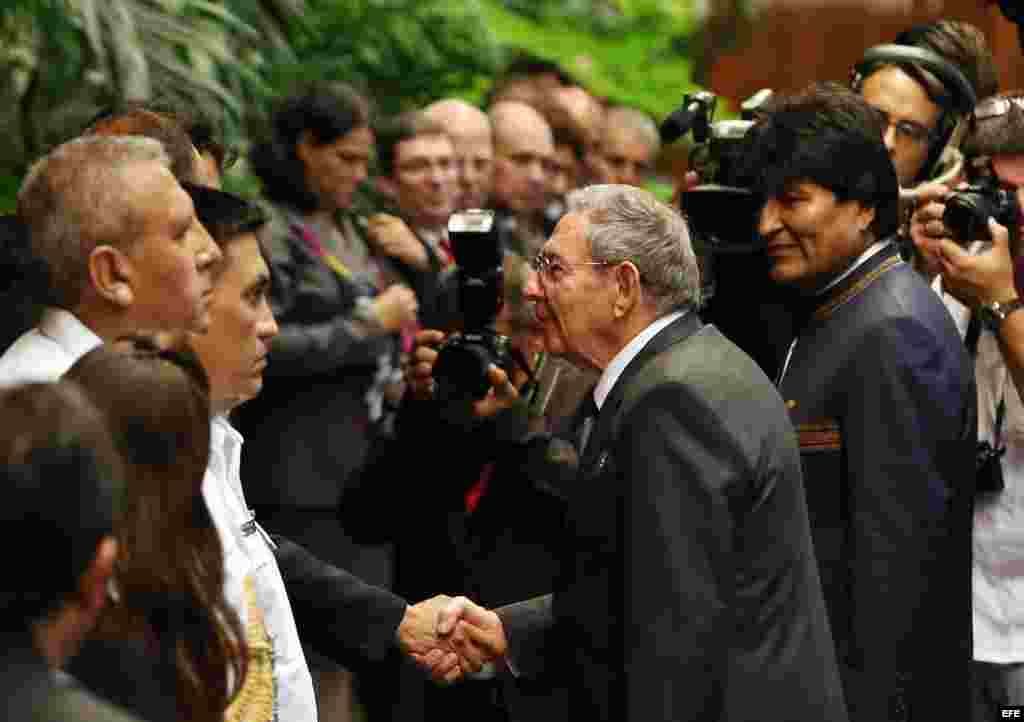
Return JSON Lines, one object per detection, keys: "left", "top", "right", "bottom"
{"left": 89, "top": 245, "right": 135, "bottom": 308}
{"left": 78, "top": 537, "right": 118, "bottom": 616}
{"left": 855, "top": 203, "right": 876, "bottom": 236}
{"left": 612, "top": 261, "right": 642, "bottom": 319}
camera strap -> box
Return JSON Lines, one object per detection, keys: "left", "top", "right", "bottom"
{"left": 967, "top": 313, "right": 1008, "bottom": 447}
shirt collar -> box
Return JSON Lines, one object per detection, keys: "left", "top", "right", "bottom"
{"left": 38, "top": 307, "right": 103, "bottom": 363}
{"left": 815, "top": 240, "right": 890, "bottom": 296}
{"left": 593, "top": 310, "right": 687, "bottom": 410}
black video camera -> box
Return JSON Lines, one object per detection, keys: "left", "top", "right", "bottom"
{"left": 664, "top": 89, "right": 773, "bottom": 255}
{"left": 432, "top": 209, "right": 517, "bottom": 402}
{"left": 943, "top": 175, "right": 1021, "bottom": 244}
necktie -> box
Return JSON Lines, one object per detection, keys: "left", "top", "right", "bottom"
{"left": 577, "top": 393, "right": 599, "bottom": 457}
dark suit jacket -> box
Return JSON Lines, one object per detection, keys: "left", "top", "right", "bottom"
{"left": 240, "top": 203, "right": 442, "bottom": 511}
{"left": 3, "top": 632, "right": 145, "bottom": 722}
{"left": 271, "top": 535, "right": 408, "bottom": 667}
{"left": 779, "top": 243, "right": 976, "bottom": 721}
{"left": 499, "top": 314, "right": 847, "bottom": 722}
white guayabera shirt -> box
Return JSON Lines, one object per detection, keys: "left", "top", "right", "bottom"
{"left": 0, "top": 307, "right": 317, "bottom": 721}
{"left": 204, "top": 415, "right": 317, "bottom": 722}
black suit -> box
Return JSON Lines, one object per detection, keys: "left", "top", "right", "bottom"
{"left": 271, "top": 536, "right": 408, "bottom": 667}
{"left": 498, "top": 314, "right": 846, "bottom": 722}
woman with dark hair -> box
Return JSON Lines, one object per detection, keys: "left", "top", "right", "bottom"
{"left": 65, "top": 335, "right": 262, "bottom": 722}
{"left": 239, "top": 84, "right": 433, "bottom": 579}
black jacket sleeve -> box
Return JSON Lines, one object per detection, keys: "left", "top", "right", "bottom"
{"left": 272, "top": 535, "right": 408, "bottom": 665}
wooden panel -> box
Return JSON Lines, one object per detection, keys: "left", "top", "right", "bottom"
{"left": 705, "top": 1, "right": 1024, "bottom": 105}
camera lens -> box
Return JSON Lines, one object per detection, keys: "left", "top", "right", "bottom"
{"left": 943, "top": 190, "right": 995, "bottom": 243}
{"left": 433, "top": 340, "right": 495, "bottom": 402}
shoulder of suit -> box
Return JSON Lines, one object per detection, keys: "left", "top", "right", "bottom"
{"left": 621, "top": 327, "right": 782, "bottom": 418}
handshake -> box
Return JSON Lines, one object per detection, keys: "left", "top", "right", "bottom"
{"left": 398, "top": 595, "right": 510, "bottom": 683}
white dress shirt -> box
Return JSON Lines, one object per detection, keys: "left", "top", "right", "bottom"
{"left": 0, "top": 308, "right": 317, "bottom": 719}
{"left": 204, "top": 416, "right": 316, "bottom": 722}
{"left": 972, "top": 327, "right": 1024, "bottom": 665}
{"left": 593, "top": 310, "right": 687, "bottom": 410}
{"left": 0, "top": 308, "right": 102, "bottom": 386}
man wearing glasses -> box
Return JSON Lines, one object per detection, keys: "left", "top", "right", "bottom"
{"left": 910, "top": 91, "right": 1024, "bottom": 721}
{"left": 853, "top": 19, "right": 995, "bottom": 190}
{"left": 430, "top": 184, "right": 846, "bottom": 722}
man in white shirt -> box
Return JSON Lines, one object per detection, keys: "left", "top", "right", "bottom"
{"left": 188, "top": 194, "right": 462, "bottom": 720}
{"left": 0, "top": 135, "right": 221, "bottom": 385}
{"left": 0, "top": 132, "right": 463, "bottom": 719}
{"left": 907, "top": 91, "right": 1024, "bottom": 721}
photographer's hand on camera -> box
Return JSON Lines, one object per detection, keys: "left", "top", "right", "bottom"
{"left": 938, "top": 218, "right": 1017, "bottom": 309}
{"left": 407, "top": 329, "right": 528, "bottom": 419}
{"left": 908, "top": 182, "right": 954, "bottom": 278}
{"left": 372, "top": 284, "right": 419, "bottom": 333}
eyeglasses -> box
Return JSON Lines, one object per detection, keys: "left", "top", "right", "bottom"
{"left": 874, "top": 108, "right": 934, "bottom": 144}
{"left": 529, "top": 250, "right": 610, "bottom": 283}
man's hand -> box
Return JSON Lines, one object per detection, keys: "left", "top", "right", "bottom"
{"left": 471, "top": 364, "right": 525, "bottom": 418}
{"left": 398, "top": 595, "right": 462, "bottom": 684}
{"left": 407, "top": 329, "right": 445, "bottom": 400}
{"left": 366, "top": 214, "right": 430, "bottom": 271}
{"left": 908, "top": 182, "right": 953, "bottom": 278}
{"left": 939, "top": 218, "right": 1019, "bottom": 308}
{"left": 371, "top": 284, "right": 418, "bottom": 332}
{"left": 436, "top": 595, "right": 509, "bottom": 673}
{"left": 406, "top": 329, "right": 532, "bottom": 417}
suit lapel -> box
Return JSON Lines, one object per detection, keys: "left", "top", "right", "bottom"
{"left": 581, "top": 313, "right": 704, "bottom": 469}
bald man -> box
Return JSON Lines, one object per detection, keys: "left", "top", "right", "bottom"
{"left": 600, "top": 106, "right": 659, "bottom": 188}
{"left": 424, "top": 99, "right": 494, "bottom": 211}
{"left": 488, "top": 101, "right": 554, "bottom": 257}
{"left": 551, "top": 86, "right": 609, "bottom": 185}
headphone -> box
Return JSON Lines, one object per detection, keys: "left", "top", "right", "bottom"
{"left": 851, "top": 44, "right": 978, "bottom": 185}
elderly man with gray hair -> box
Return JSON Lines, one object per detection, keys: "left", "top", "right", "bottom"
{"left": 0, "top": 135, "right": 222, "bottom": 384}
{"left": 415, "top": 184, "right": 845, "bottom": 721}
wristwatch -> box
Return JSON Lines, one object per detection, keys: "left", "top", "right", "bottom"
{"left": 979, "top": 298, "right": 1024, "bottom": 332}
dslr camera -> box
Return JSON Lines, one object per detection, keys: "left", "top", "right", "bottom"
{"left": 663, "top": 89, "right": 774, "bottom": 255}
{"left": 432, "top": 209, "right": 517, "bottom": 402}
{"left": 943, "top": 174, "right": 1021, "bottom": 244}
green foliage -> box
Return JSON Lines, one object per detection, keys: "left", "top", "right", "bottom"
{"left": 479, "top": 0, "right": 699, "bottom": 119}
{"left": 259, "top": 0, "right": 502, "bottom": 117}
{"left": 0, "top": 0, "right": 705, "bottom": 210}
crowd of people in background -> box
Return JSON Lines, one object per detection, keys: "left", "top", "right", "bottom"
{"left": 4, "top": 20, "right": 1024, "bottom": 722}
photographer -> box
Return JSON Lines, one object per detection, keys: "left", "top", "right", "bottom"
{"left": 340, "top": 324, "right": 572, "bottom": 722}
{"left": 854, "top": 20, "right": 995, "bottom": 193}
{"left": 909, "top": 91, "right": 1024, "bottom": 720}
{"left": 340, "top": 208, "right": 571, "bottom": 722}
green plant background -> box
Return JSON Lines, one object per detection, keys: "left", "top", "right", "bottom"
{"left": 0, "top": 0, "right": 708, "bottom": 213}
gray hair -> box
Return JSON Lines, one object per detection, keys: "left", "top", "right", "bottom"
{"left": 603, "top": 106, "right": 660, "bottom": 154}
{"left": 567, "top": 184, "right": 701, "bottom": 314}
{"left": 18, "top": 135, "right": 172, "bottom": 309}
